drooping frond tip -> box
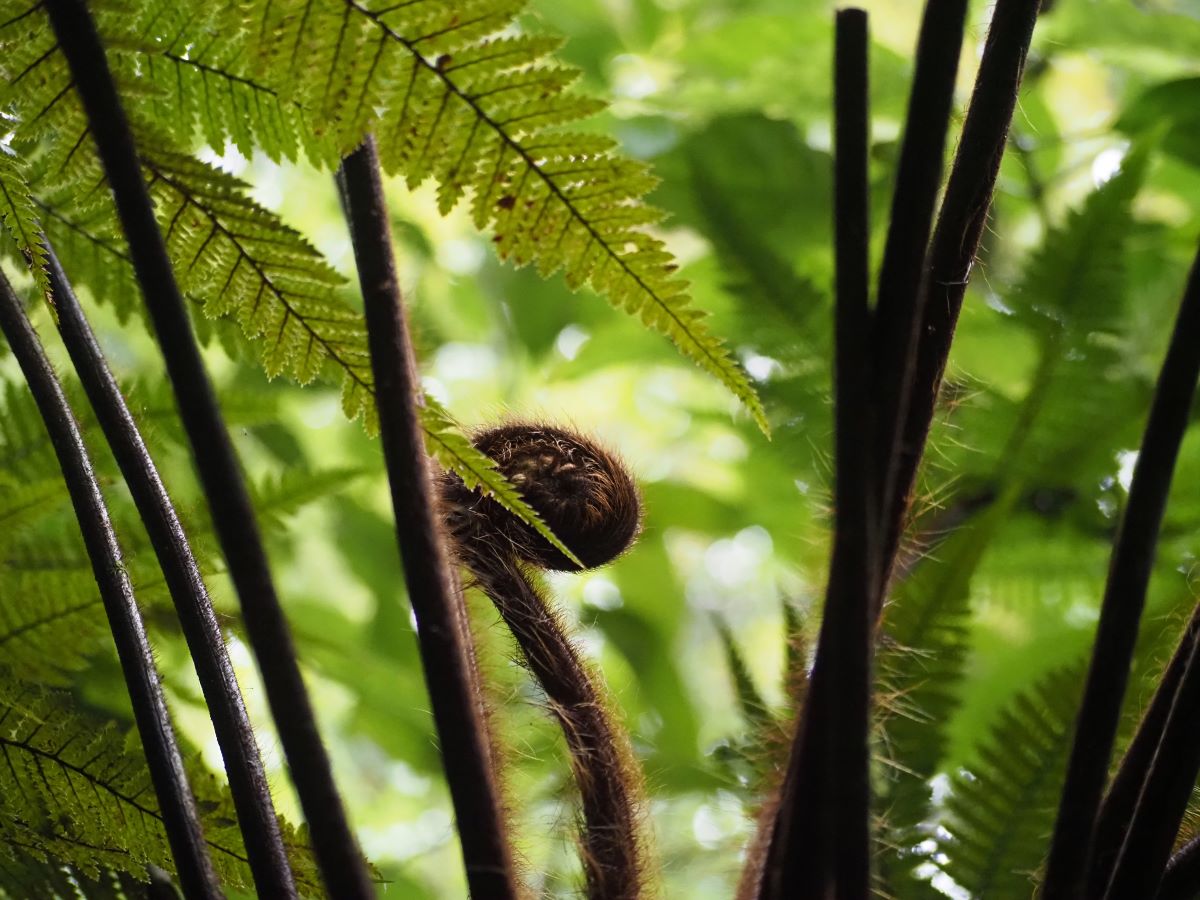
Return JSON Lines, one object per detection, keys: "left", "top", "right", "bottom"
{"left": 241, "top": 0, "right": 770, "bottom": 433}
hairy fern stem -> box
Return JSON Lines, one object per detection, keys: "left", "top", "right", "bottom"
{"left": 441, "top": 423, "right": 646, "bottom": 900}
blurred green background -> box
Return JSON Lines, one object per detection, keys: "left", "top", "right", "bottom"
{"left": 15, "top": 0, "right": 1200, "bottom": 895}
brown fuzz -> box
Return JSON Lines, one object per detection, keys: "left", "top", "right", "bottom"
{"left": 443, "top": 423, "right": 642, "bottom": 571}
{"left": 439, "top": 422, "right": 648, "bottom": 899}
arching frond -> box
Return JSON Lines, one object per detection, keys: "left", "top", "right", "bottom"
{"left": 93, "top": 0, "right": 768, "bottom": 431}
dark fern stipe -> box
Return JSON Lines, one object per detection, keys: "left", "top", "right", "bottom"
{"left": 44, "top": 244, "right": 298, "bottom": 899}
{"left": 440, "top": 423, "right": 646, "bottom": 900}
{"left": 41, "top": 0, "right": 373, "bottom": 895}
{"left": 0, "top": 268, "right": 221, "bottom": 900}
{"left": 1090, "top": 241, "right": 1200, "bottom": 899}
{"left": 338, "top": 136, "right": 521, "bottom": 899}
{"left": 755, "top": 10, "right": 874, "bottom": 899}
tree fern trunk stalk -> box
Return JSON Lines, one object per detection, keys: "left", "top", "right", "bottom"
{"left": 1087, "top": 244, "right": 1200, "bottom": 899}
{"left": 1045, "top": 241, "right": 1200, "bottom": 898}
{"left": 44, "top": 246, "right": 298, "bottom": 899}
{"left": 1086, "top": 603, "right": 1200, "bottom": 895}
{"left": 41, "top": 2, "right": 374, "bottom": 895}
{"left": 868, "top": 0, "right": 966, "bottom": 610}
{"left": 0, "top": 269, "right": 221, "bottom": 900}
{"left": 880, "top": 0, "right": 1041, "bottom": 621}
{"left": 336, "top": 137, "right": 521, "bottom": 899}
{"left": 757, "top": 11, "right": 874, "bottom": 899}
{"left": 1158, "top": 833, "right": 1200, "bottom": 900}
{"left": 458, "top": 547, "right": 645, "bottom": 900}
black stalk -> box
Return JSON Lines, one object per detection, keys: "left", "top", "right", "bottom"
{"left": 42, "top": 2, "right": 373, "bottom": 894}
{"left": 1045, "top": 241, "right": 1200, "bottom": 897}
{"left": 337, "top": 137, "right": 520, "bottom": 898}
{"left": 869, "top": 0, "right": 967, "bottom": 604}
{"left": 1086, "top": 603, "right": 1200, "bottom": 894}
{"left": 880, "top": 0, "right": 1041, "bottom": 603}
{"left": 0, "top": 268, "right": 221, "bottom": 900}
{"left": 758, "top": 10, "right": 874, "bottom": 899}
{"left": 45, "top": 245, "right": 297, "bottom": 898}
{"left": 1159, "top": 834, "right": 1200, "bottom": 900}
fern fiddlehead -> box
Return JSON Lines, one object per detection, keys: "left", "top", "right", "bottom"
{"left": 439, "top": 423, "right": 646, "bottom": 900}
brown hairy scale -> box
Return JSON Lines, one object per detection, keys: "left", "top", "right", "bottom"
{"left": 439, "top": 422, "right": 648, "bottom": 900}
{"left": 444, "top": 423, "right": 642, "bottom": 571}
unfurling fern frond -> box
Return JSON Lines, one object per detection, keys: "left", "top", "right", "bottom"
{"left": 420, "top": 397, "right": 584, "bottom": 566}
{"left": 0, "top": 679, "right": 324, "bottom": 896}
{"left": 936, "top": 667, "right": 1083, "bottom": 898}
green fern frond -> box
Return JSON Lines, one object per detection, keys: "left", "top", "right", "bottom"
{"left": 250, "top": 466, "right": 365, "bottom": 531}
{"left": 0, "top": 3, "right": 71, "bottom": 144}
{"left": 0, "top": 477, "right": 66, "bottom": 534}
{"left": 230, "top": 0, "right": 768, "bottom": 431}
{"left": 0, "top": 3, "right": 764, "bottom": 431}
{"left": 690, "top": 154, "right": 827, "bottom": 334}
{"left": 712, "top": 616, "right": 771, "bottom": 729}
{"left": 0, "top": 848, "right": 154, "bottom": 900}
{"left": 874, "top": 494, "right": 1016, "bottom": 892}
{"left": 995, "top": 148, "right": 1147, "bottom": 486}
{"left": 139, "top": 150, "right": 359, "bottom": 384}
{"left": 0, "top": 148, "right": 50, "bottom": 301}
{"left": 1012, "top": 148, "right": 1145, "bottom": 342}
{"left": 0, "top": 678, "right": 323, "bottom": 895}
{"left": 107, "top": 2, "right": 312, "bottom": 163}
{"left": 0, "top": 531, "right": 168, "bottom": 684}
{"left": 936, "top": 667, "right": 1083, "bottom": 897}
{"left": 874, "top": 163, "right": 1150, "bottom": 860}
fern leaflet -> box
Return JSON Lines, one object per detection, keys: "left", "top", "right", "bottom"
{"left": 0, "top": 679, "right": 324, "bottom": 895}
{"left": 0, "top": 147, "right": 50, "bottom": 301}
{"left": 936, "top": 667, "right": 1083, "bottom": 897}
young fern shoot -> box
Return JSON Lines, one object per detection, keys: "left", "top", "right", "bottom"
{"left": 439, "top": 423, "right": 647, "bottom": 900}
